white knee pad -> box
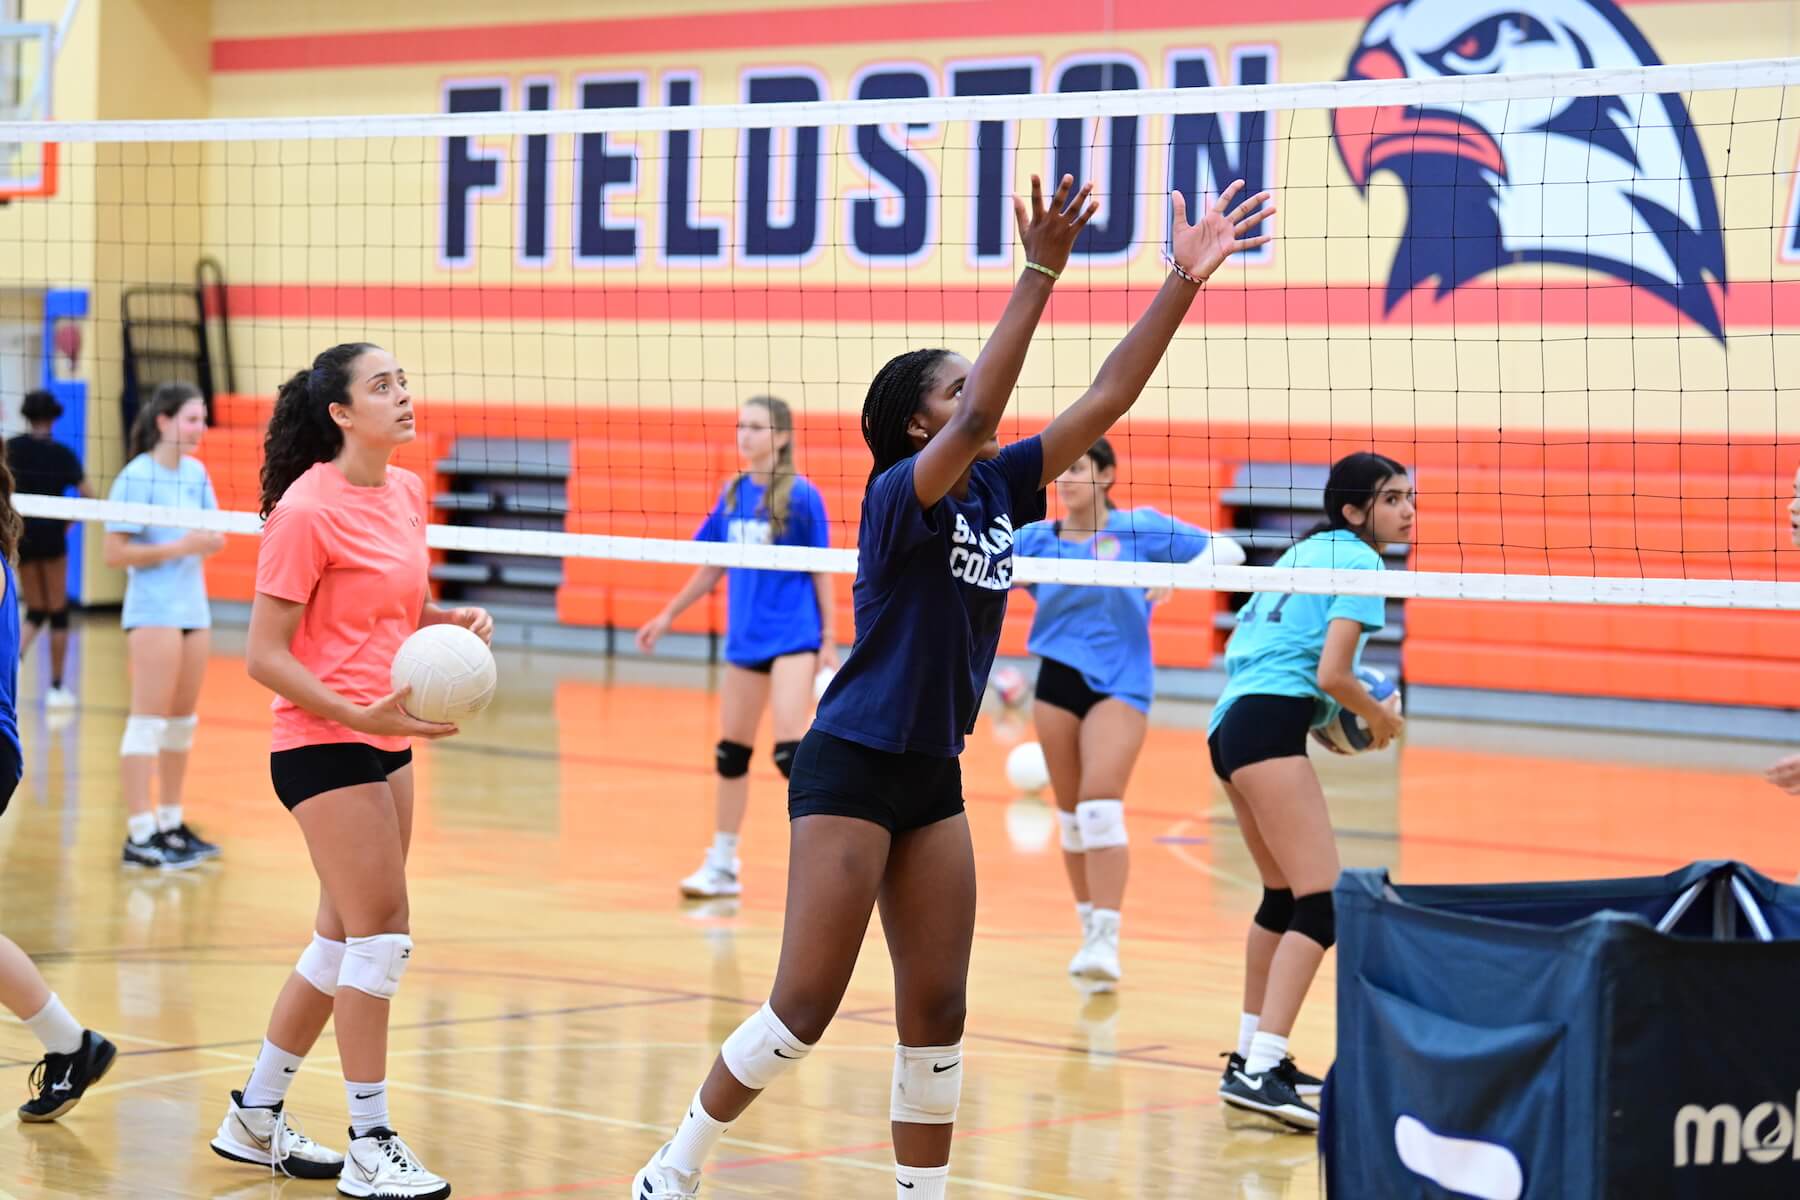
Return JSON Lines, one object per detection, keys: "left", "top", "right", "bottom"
{"left": 295, "top": 932, "right": 346, "bottom": 997}
{"left": 720, "top": 1002, "right": 812, "bottom": 1090}
{"left": 338, "top": 933, "right": 412, "bottom": 999}
{"left": 1075, "top": 799, "right": 1128, "bottom": 850}
{"left": 120, "top": 715, "right": 168, "bottom": 758}
{"left": 1057, "top": 810, "right": 1084, "bottom": 853}
{"left": 891, "top": 1042, "right": 963, "bottom": 1124}
{"left": 160, "top": 714, "right": 198, "bottom": 752}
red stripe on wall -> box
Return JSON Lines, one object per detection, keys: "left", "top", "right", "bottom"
{"left": 222, "top": 279, "right": 1789, "bottom": 330}
{"left": 211, "top": 0, "right": 1696, "bottom": 73}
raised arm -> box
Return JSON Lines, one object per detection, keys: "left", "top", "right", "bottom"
{"left": 1037, "top": 181, "right": 1274, "bottom": 485}
{"left": 911, "top": 174, "right": 1096, "bottom": 508}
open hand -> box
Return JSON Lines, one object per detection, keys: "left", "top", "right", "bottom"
{"left": 634, "top": 613, "right": 672, "bottom": 655}
{"left": 1768, "top": 753, "right": 1800, "bottom": 795}
{"left": 1013, "top": 174, "right": 1098, "bottom": 277}
{"left": 447, "top": 606, "right": 494, "bottom": 645}
{"left": 352, "top": 687, "right": 459, "bottom": 739}
{"left": 1171, "top": 179, "right": 1275, "bottom": 283}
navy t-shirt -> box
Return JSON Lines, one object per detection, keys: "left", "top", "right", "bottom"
{"left": 814, "top": 437, "right": 1046, "bottom": 756}
{"left": 695, "top": 474, "right": 831, "bottom": 666}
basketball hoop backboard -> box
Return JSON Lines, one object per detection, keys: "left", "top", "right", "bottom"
{"left": 0, "top": 21, "right": 55, "bottom": 201}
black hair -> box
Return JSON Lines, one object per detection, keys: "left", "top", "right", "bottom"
{"left": 1085, "top": 436, "right": 1117, "bottom": 511}
{"left": 21, "top": 389, "right": 60, "bottom": 424}
{"left": 260, "top": 342, "right": 377, "bottom": 517}
{"left": 861, "top": 348, "right": 952, "bottom": 486}
{"left": 1302, "top": 451, "right": 1409, "bottom": 542}
{"left": 127, "top": 381, "right": 204, "bottom": 460}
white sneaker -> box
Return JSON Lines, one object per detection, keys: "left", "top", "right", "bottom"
{"left": 336, "top": 1128, "right": 450, "bottom": 1199}
{"left": 1067, "top": 908, "right": 1094, "bottom": 975}
{"left": 209, "top": 1090, "right": 345, "bottom": 1180}
{"left": 632, "top": 1142, "right": 700, "bottom": 1198}
{"left": 44, "top": 686, "right": 76, "bottom": 709}
{"left": 1073, "top": 921, "right": 1121, "bottom": 989}
{"left": 679, "top": 856, "right": 741, "bottom": 899}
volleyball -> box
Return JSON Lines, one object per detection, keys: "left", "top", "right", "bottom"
{"left": 990, "top": 665, "right": 1029, "bottom": 710}
{"left": 1005, "top": 741, "right": 1050, "bottom": 793}
{"left": 390, "top": 624, "right": 498, "bottom": 724}
{"left": 814, "top": 665, "right": 837, "bottom": 700}
{"left": 1312, "top": 667, "right": 1400, "bottom": 756}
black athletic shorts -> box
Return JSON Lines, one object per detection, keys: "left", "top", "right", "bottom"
{"left": 17, "top": 519, "right": 68, "bottom": 564}
{"left": 0, "top": 739, "right": 20, "bottom": 817}
{"left": 1034, "top": 656, "right": 1111, "bottom": 719}
{"left": 787, "top": 728, "right": 964, "bottom": 834}
{"left": 732, "top": 647, "right": 820, "bottom": 675}
{"left": 271, "top": 743, "right": 414, "bottom": 811}
{"left": 1208, "top": 694, "right": 1315, "bottom": 782}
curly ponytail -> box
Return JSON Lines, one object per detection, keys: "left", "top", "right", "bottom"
{"left": 260, "top": 342, "right": 375, "bottom": 517}
{"left": 861, "top": 348, "right": 950, "bottom": 487}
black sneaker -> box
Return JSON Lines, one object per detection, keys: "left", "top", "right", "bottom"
{"left": 121, "top": 832, "right": 202, "bottom": 871}
{"left": 1220, "top": 1060, "right": 1318, "bottom": 1131}
{"left": 164, "top": 822, "right": 221, "bottom": 861}
{"left": 19, "top": 1031, "right": 117, "bottom": 1123}
{"left": 1221, "top": 1050, "right": 1324, "bottom": 1099}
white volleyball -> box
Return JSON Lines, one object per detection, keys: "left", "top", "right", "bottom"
{"left": 390, "top": 624, "right": 498, "bottom": 724}
{"left": 814, "top": 665, "right": 838, "bottom": 701}
{"left": 1005, "top": 741, "right": 1050, "bottom": 793}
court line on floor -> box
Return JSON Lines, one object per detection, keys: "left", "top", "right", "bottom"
{"left": 2, "top": 1040, "right": 1188, "bottom": 1200}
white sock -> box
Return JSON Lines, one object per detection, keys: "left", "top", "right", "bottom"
{"left": 1246, "top": 1030, "right": 1289, "bottom": 1076}
{"left": 241, "top": 1038, "right": 304, "bottom": 1109}
{"left": 345, "top": 1079, "right": 389, "bottom": 1136}
{"left": 127, "top": 812, "right": 157, "bottom": 844}
{"left": 156, "top": 803, "right": 183, "bottom": 833}
{"left": 1236, "top": 1012, "right": 1259, "bottom": 1060}
{"left": 666, "top": 1089, "right": 730, "bottom": 1174}
{"left": 895, "top": 1163, "right": 949, "bottom": 1199}
{"left": 1090, "top": 908, "right": 1120, "bottom": 938}
{"left": 23, "top": 993, "right": 83, "bottom": 1055}
{"left": 709, "top": 831, "right": 740, "bottom": 867}
{"left": 1075, "top": 901, "right": 1093, "bottom": 934}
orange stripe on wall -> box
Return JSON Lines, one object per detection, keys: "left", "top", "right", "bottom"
{"left": 210, "top": 0, "right": 1698, "bottom": 72}
{"left": 220, "top": 278, "right": 1789, "bottom": 330}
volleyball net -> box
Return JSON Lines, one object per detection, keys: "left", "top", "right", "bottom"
{"left": 0, "top": 57, "right": 1798, "bottom": 617}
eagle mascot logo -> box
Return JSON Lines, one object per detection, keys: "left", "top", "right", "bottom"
{"left": 1333, "top": 1, "right": 1727, "bottom": 338}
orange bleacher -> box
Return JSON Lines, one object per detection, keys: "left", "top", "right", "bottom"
{"left": 206, "top": 398, "right": 1798, "bottom": 709}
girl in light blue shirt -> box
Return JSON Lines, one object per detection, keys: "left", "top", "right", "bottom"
{"left": 1014, "top": 435, "right": 1243, "bottom": 990}
{"left": 1210, "top": 451, "right": 1412, "bottom": 1131}
{"left": 103, "top": 382, "right": 226, "bottom": 870}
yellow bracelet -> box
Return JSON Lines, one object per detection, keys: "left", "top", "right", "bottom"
{"left": 1024, "top": 261, "right": 1060, "bottom": 281}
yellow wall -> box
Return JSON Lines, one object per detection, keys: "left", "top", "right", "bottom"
{"left": 2, "top": 0, "right": 1796, "bottom": 599}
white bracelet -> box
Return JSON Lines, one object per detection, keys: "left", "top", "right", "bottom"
{"left": 1162, "top": 251, "right": 1203, "bottom": 286}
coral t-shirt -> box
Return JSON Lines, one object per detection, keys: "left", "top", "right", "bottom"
{"left": 255, "top": 462, "right": 431, "bottom": 752}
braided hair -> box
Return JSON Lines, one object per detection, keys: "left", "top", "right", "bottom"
{"left": 861, "top": 348, "right": 951, "bottom": 487}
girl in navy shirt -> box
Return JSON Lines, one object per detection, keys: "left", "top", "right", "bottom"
{"left": 1014, "top": 436, "right": 1244, "bottom": 990}
{"left": 636, "top": 395, "right": 836, "bottom": 901}
{"left": 634, "top": 175, "right": 1273, "bottom": 1200}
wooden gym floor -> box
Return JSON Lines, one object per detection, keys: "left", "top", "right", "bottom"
{"left": 0, "top": 621, "right": 1791, "bottom": 1199}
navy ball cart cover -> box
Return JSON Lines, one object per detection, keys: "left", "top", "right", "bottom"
{"left": 1322, "top": 860, "right": 1800, "bottom": 1199}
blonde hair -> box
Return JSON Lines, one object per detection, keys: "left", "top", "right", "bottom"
{"left": 725, "top": 395, "right": 798, "bottom": 540}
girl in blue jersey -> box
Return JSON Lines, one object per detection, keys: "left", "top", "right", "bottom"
{"left": 104, "top": 382, "right": 226, "bottom": 872}
{"left": 0, "top": 457, "right": 118, "bottom": 1121}
{"left": 634, "top": 174, "right": 1274, "bottom": 1200}
{"left": 1015, "top": 436, "right": 1245, "bottom": 990}
{"left": 1210, "top": 451, "right": 1413, "bottom": 1131}
{"left": 636, "top": 395, "right": 836, "bottom": 901}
